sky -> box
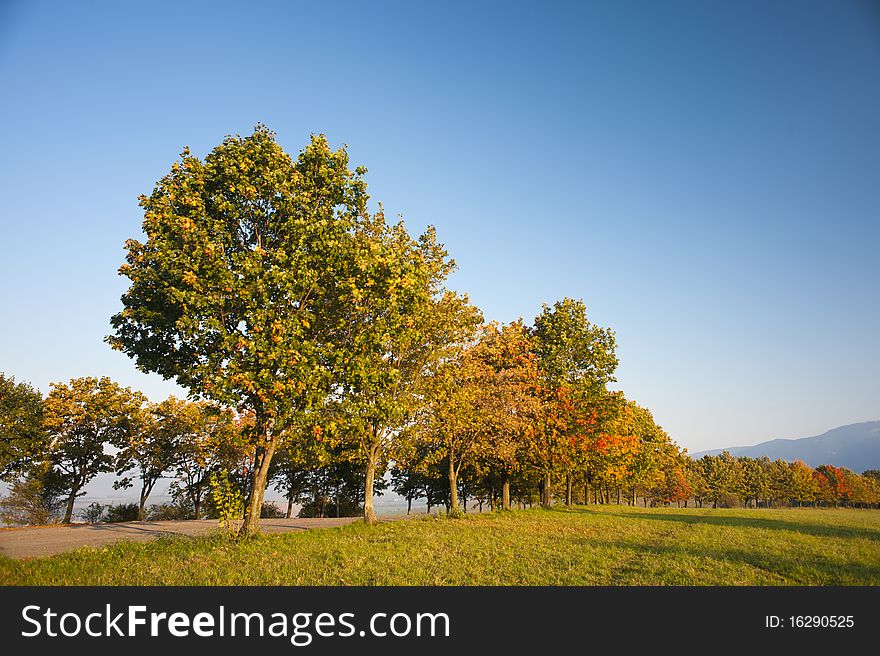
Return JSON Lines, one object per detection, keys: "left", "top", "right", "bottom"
{"left": 1, "top": 0, "right": 878, "bottom": 459}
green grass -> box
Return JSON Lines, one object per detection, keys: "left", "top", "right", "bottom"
{"left": 2, "top": 505, "right": 879, "bottom": 585}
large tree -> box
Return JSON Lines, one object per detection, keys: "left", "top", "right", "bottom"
{"left": 109, "top": 127, "right": 369, "bottom": 534}
{"left": 42, "top": 377, "right": 144, "bottom": 523}
{"left": 0, "top": 373, "right": 49, "bottom": 481}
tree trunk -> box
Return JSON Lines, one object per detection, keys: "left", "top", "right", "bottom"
{"left": 542, "top": 472, "right": 552, "bottom": 509}
{"left": 448, "top": 459, "right": 459, "bottom": 513}
{"left": 617, "top": 487, "right": 621, "bottom": 505}
{"left": 565, "top": 475, "right": 572, "bottom": 506}
{"left": 632, "top": 486, "right": 636, "bottom": 506}
{"left": 407, "top": 495, "right": 412, "bottom": 515}
{"left": 363, "top": 440, "right": 381, "bottom": 524}
{"left": 240, "top": 434, "right": 278, "bottom": 536}
{"left": 286, "top": 495, "right": 294, "bottom": 518}
{"left": 584, "top": 481, "right": 590, "bottom": 506}
{"left": 138, "top": 488, "right": 148, "bottom": 521}
{"left": 138, "top": 479, "right": 156, "bottom": 521}
{"left": 63, "top": 488, "right": 78, "bottom": 524}
{"left": 502, "top": 472, "right": 511, "bottom": 511}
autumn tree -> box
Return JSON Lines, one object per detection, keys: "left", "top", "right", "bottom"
{"left": 740, "top": 457, "right": 772, "bottom": 508}
{"left": 109, "top": 127, "right": 371, "bottom": 535}
{"left": 530, "top": 298, "right": 617, "bottom": 508}
{"left": 115, "top": 396, "right": 195, "bottom": 520}
{"left": 624, "top": 401, "right": 674, "bottom": 506}
{"left": 788, "top": 460, "right": 819, "bottom": 506}
{"left": 0, "top": 373, "right": 49, "bottom": 481}
{"left": 814, "top": 464, "right": 852, "bottom": 507}
{"left": 699, "top": 452, "right": 745, "bottom": 508}
{"left": 332, "top": 207, "right": 481, "bottom": 523}
{"left": 42, "top": 377, "right": 144, "bottom": 523}
{"left": 474, "top": 321, "right": 541, "bottom": 510}
{"left": 408, "top": 330, "right": 501, "bottom": 514}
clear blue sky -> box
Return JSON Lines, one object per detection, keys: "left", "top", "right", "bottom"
{"left": 1, "top": 0, "right": 878, "bottom": 454}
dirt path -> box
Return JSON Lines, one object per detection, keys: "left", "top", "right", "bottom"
{"left": 0, "top": 517, "right": 363, "bottom": 560}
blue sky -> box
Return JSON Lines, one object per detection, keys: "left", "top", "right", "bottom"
{"left": 1, "top": 0, "right": 878, "bottom": 454}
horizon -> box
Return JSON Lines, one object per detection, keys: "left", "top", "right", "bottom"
{"left": 1, "top": 1, "right": 879, "bottom": 455}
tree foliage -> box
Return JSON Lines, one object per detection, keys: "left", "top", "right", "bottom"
{"left": 0, "top": 373, "right": 48, "bottom": 481}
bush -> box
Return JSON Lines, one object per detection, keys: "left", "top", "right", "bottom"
{"left": 298, "top": 496, "right": 362, "bottom": 518}
{"left": 103, "top": 503, "right": 140, "bottom": 523}
{"left": 146, "top": 501, "right": 194, "bottom": 521}
{"left": 209, "top": 470, "right": 244, "bottom": 536}
{"left": 718, "top": 493, "right": 743, "bottom": 509}
{"left": 0, "top": 471, "right": 64, "bottom": 526}
{"left": 260, "top": 501, "right": 285, "bottom": 518}
{"left": 79, "top": 502, "right": 105, "bottom": 523}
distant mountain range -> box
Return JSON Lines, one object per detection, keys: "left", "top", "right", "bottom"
{"left": 690, "top": 421, "right": 880, "bottom": 472}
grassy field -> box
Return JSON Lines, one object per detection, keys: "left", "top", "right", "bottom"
{"left": 2, "top": 505, "right": 879, "bottom": 585}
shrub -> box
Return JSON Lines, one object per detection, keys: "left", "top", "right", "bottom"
{"left": 209, "top": 470, "right": 244, "bottom": 537}
{"left": 79, "top": 502, "right": 105, "bottom": 523}
{"left": 0, "top": 471, "right": 64, "bottom": 526}
{"left": 146, "top": 501, "right": 194, "bottom": 521}
{"left": 103, "top": 503, "right": 140, "bottom": 523}
{"left": 260, "top": 501, "right": 285, "bottom": 518}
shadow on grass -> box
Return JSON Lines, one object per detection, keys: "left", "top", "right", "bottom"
{"left": 561, "top": 507, "right": 880, "bottom": 542}
{"left": 593, "top": 535, "right": 880, "bottom": 585}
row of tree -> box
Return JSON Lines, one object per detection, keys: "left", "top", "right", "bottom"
{"left": 3, "top": 369, "right": 878, "bottom": 527}
{"left": 102, "top": 126, "right": 663, "bottom": 534}
{"left": 3, "top": 128, "right": 875, "bottom": 532}
{"left": 688, "top": 453, "right": 880, "bottom": 509}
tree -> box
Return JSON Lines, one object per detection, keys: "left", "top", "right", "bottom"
{"left": 109, "top": 127, "right": 370, "bottom": 535}
{"left": 0, "top": 373, "right": 49, "bottom": 481}
{"left": 170, "top": 401, "right": 245, "bottom": 520}
{"left": 333, "top": 207, "right": 481, "bottom": 523}
{"left": 699, "top": 452, "right": 744, "bottom": 508}
{"left": 42, "top": 377, "right": 144, "bottom": 523}
{"left": 814, "top": 464, "right": 852, "bottom": 507}
{"left": 0, "top": 463, "right": 64, "bottom": 526}
{"left": 741, "top": 457, "right": 771, "bottom": 507}
{"left": 408, "top": 332, "right": 496, "bottom": 514}
{"left": 115, "top": 396, "right": 185, "bottom": 520}
{"left": 531, "top": 298, "right": 618, "bottom": 508}
{"left": 269, "top": 446, "right": 313, "bottom": 518}
{"left": 788, "top": 460, "right": 819, "bottom": 506}
{"left": 473, "top": 321, "right": 541, "bottom": 510}
{"left": 390, "top": 465, "right": 430, "bottom": 514}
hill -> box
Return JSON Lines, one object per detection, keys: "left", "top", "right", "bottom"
{"left": 690, "top": 420, "right": 880, "bottom": 471}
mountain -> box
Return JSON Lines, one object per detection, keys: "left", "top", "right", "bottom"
{"left": 689, "top": 420, "right": 880, "bottom": 472}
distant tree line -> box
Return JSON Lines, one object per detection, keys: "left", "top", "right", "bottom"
{"left": 687, "top": 453, "right": 880, "bottom": 509}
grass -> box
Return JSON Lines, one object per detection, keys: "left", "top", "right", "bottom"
{"left": 1, "top": 505, "right": 879, "bottom": 585}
